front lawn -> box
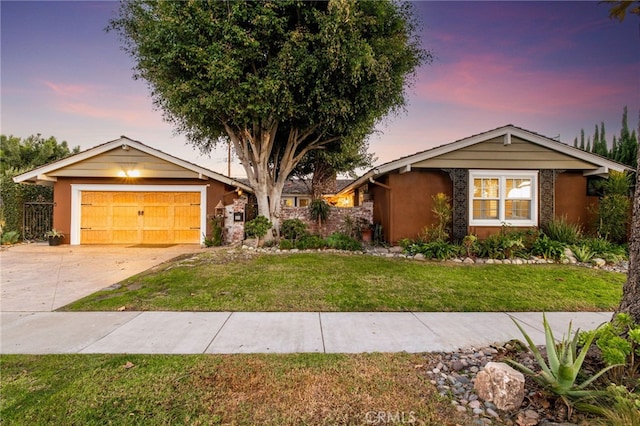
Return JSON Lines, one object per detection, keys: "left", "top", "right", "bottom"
{"left": 61, "top": 251, "right": 624, "bottom": 312}
{"left": 0, "top": 353, "right": 466, "bottom": 425}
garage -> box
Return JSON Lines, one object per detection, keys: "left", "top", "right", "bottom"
{"left": 80, "top": 191, "right": 201, "bottom": 244}
{"left": 12, "top": 137, "right": 252, "bottom": 246}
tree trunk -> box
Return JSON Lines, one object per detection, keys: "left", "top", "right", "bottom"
{"left": 616, "top": 133, "right": 640, "bottom": 323}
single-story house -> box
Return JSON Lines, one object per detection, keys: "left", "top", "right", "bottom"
{"left": 336, "top": 125, "right": 633, "bottom": 243}
{"left": 13, "top": 136, "right": 252, "bottom": 245}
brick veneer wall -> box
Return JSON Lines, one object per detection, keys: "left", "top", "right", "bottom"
{"left": 220, "top": 199, "right": 374, "bottom": 244}
{"left": 279, "top": 201, "right": 374, "bottom": 236}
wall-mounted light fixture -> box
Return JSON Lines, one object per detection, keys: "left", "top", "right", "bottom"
{"left": 117, "top": 169, "right": 140, "bottom": 178}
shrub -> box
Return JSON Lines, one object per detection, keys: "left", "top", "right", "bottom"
{"left": 570, "top": 244, "right": 595, "bottom": 263}
{"left": 295, "top": 234, "right": 326, "bottom": 250}
{"left": 579, "top": 313, "right": 640, "bottom": 387}
{"left": 280, "top": 219, "right": 308, "bottom": 241}
{"left": 580, "top": 237, "right": 628, "bottom": 263}
{"left": 593, "top": 171, "right": 632, "bottom": 243}
{"left": 477, "top": 233, "right": 524, "bottom": 259}
{"left": 278, "top": 239, "right": 294, "bottom": 250}
{"left": 461, "top": 235, "right": 479, "bottom": 258}
{"left": 309, "top": 199, "right": 330, "bottom": 233}
{"left": 245, "top": 215, "right": 273, "bottom": 244}
{"left": 543, "top": 216, "right": 582, "bottom": 244}
{"left": 531, "top": 235, "right": 566, "bottom": 260}
{"left": 204, "top": 217, "right": 224, "bottom": 247}
{"left": 325, "top": 232, "right": 362, "bottom": 251}
{"left": 0, "top": 230, "right": 20, "bottom": 245}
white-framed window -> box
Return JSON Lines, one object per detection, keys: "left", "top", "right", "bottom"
{"left": 469, "top": 170, "right": 538, "bottom": 227}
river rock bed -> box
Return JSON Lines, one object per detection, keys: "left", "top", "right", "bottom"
{"left": 421, "top": 344, "right": 595, "bottom": 426}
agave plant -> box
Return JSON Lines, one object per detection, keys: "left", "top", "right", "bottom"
{"left": 507, "top": 314, "right": 621, "bottom": 409}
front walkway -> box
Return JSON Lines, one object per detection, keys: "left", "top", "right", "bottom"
{"left": 0, "top": 311, "right": 612, "bottom": 354}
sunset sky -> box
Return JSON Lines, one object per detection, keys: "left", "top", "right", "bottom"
{"left": 1, "top": 1, "right": 638, "bottom": 177}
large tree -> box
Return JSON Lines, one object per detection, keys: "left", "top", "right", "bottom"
{"left": 109, "top": 0, "right": 428, "bottom": 233}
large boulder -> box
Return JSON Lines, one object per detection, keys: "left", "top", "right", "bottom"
{"left": 474, "top": 362, "right": 525, "bottom": 411}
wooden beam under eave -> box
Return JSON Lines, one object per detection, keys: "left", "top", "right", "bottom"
{"left": 583, "top": 166, "right": 608, "bottom": 177}
{"left": 36, "top": 174, "right": 57, "bottom": 182}
{"left": 399, "top": 164, "right": 411, "bottom": 174}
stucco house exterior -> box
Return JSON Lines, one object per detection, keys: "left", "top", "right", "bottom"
{"left": 336, "top": 125, "right": 633, "bottom": 244}
{"left": 13, "top": 136, "right": 252, "bottom": 245}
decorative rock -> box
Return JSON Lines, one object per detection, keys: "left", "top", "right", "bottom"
{"left": 516, "top": 409, "right": 540, "bottom": 426}
{"left": 474, "top": 362, "right": 525, "bottom": 411}
{"left": 464, "top": 257, "right": 475, "bottom": 264}
{"left": 452, "top": 258, "right": 463, "bottom": 263}
{"left": 592, "top": 258, "right": 606, "bottom": 267}
{"left": 389, "top": 246, "right": 404, "bottom": 253}
{"left": 414, "top": 253, "right": 425, "bottom": 260}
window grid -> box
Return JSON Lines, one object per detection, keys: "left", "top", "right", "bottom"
{"left": 469, "top": 171, "right": 537, "bottom": 226}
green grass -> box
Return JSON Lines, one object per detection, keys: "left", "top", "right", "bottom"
{"left": 61, "top": 251, "right": 625, "bottom": 312}
{"left": 0, "top": 353, "right": 467, "bottom": 425}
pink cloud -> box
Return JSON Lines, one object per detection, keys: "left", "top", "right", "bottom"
{"left": 42, "top": 81, "right": 95, "bottom": 97}
{"left": 416, "top": 54, "right": 634, "bottom": 116}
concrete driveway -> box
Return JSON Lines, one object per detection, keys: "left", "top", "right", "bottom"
{"left": 0, "top": 244, "right": 205, "bottom": 312}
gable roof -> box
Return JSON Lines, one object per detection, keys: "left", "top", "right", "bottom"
{"left": 13, "top": 136, "right": 253, "bottom": 192}
{"left": 338, "top": 124, "right": 632, "bottom": 194}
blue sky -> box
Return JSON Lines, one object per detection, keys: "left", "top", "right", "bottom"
{"left": 1, "top": 1, "right": 638, "bottom": 177}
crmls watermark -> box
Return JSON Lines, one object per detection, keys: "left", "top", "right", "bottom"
{"left": 364, "top": 411, "right": 417, "bottom": 424}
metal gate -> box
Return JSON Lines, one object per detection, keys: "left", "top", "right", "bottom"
{"left": 23, "top": 202, "right": 54, "bottom": 240}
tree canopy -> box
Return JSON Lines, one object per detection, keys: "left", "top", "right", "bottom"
{"left": 109, "top": 0, "right": 429, "bottom": 232}
{"left": 0, "top": 134, "right": 79, "bottom": 175}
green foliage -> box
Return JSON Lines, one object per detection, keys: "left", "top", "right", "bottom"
{"left": 580, "top": 313, "right": 640, "bottom": 386}
{"left": 44, "top": 229, "right": 64, "bottom": 238}
{"left": 593, "top": 171, "right": 632, "bottom": 243}
{"left": 1, "top": 134, "right": 77, "bottom": 236}
{"left": 278, "top": 239, "right": 294, "bottom": 250}
{"left": 574, "top": 106, "right": 638, "bottom": 169}
{"left": 294, "top": 234, "right": 326, "bottom": 250}
{"left": 204, "top": 217, "right": 224, "bottom": 247}
{"left": 507, "top": 314, "right": 619, "bottom": 407}
{"left": 462, "top": 235, "right": 479, "bottom": 258}
{"left": 109, "top": 0, "right": 428, "bottom": 225}
{"left": 309, "top": 199, "right": 330, "bottom": 226}
{"left": 477, "top": 232, "right": 525, "bottom": 259}
{"left": 0, "top": 230, "right": 20, "bottom": 245}
{"left": 532, "top": 235, "right": 566, "bottom": 260}
{"left": 403, "top": 240, "right": 459, "bottom": 260}
{"left": 280, "top": 219, "right": 308, "bottom": 241}
{"left": 245, "top": 216, "right": 273, "bottom": 242}
{"left": 325, "top": 233, "right": 362, "bottom": 251}
{"left": 544, "top": 216, "right": 582, "bottom": 244}
{"left": 581, "top": 237, "right": 628, "bottom": 261}
{"left": 570, "top": 244, "right": 596, "bottom": 263}
{"left": 0, "top": 134, "right": 79, "bottom": 174}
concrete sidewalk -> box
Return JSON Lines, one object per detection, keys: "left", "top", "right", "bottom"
{"left": 0, "top": 311, "right": 613, "bottom": 355}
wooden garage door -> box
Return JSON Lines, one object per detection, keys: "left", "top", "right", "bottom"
{"left": 80, "top": 191, "right": 200, "bottom": 244}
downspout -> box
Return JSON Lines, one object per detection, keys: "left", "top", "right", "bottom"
{"left": 369, "top": 177, "right": 393, "bottom": 243}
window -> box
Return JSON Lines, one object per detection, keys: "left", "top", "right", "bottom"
{"left": 298, "top": 198, "right": 310, "bottom": 207}
{"left": 282, "top": 198, "right": 294, "bottom": 207}
{"left": 469, "top": 170, "right": 537, "bottom": 226}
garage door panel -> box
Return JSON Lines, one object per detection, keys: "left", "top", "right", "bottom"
{"left": 174, "top": 193, "right": 200, "bottom": 204}
{"left": 144, "top": 206, "right": 171, "bottom": 228}
{"left": 81, "top": 230, "right": 111, "bottom": 244}
{"left": 174, "top": 230, "right": 200, "bottom": 244}
{"left": 113, "top": 206, "right": 139, "bottom": 228}
{"left": 112, "top": 230, "right": 139, "bottom": 244}
{"left": 142, "top": 230, "right": 171, "bottom": 244}
{"left": 144, "top": 193, "right": 173, "bottom": 204}
{"left": 80, "top": 190, "right": 201, "bottom": 245}
{"left": 81, "top": 206, "right": 110, "bottom": 228}
{"left": 174, "top": 205, "right": 200, "bottom": 228}
{"left": 112, "top": 193, "right": 139, "bottom": 204}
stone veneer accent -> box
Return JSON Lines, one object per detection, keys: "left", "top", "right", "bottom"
{"left": 219, "top": 199, "right": 374, "bottom": 244}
